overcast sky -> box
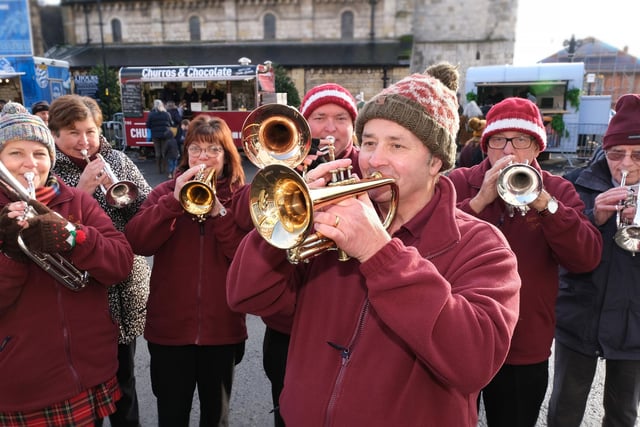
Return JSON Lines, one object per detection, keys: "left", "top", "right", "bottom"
{"left": 514, "top": 0, "right": 639, "bottom": 64}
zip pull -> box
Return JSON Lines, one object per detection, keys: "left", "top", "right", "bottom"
{"left": 327, "top": 341, "right": 350, "bottom": 364}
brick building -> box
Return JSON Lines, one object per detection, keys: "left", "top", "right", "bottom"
{"left": 38, "top": 0, "right": 517, "bottom": 100}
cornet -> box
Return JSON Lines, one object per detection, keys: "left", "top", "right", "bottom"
{"left": 0, "top": 160, "right": 89, "bottom": 291}
{"left": 179, "top": 164, "right": 225, "bottom": 222}
{"left": 497, "top": 161, "right": 543, "bottom": 216}
{"left": 81, "top": 149, "right": 138, "bottom": 208}
{"left": 614, "top": 170, "right": 640, "bottom": 254}
{"left": 250, "top": 164, "right": 398, "bottom": 264}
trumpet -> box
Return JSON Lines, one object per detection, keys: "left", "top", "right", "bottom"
{"left": 614, "top": 170, "right": 640, "bottom": 254}
{"left": 497, "top": 161, "right": 543, "bottom": 216}
{"left": 0, "top": 160, "right": 89, "bottom": 291}
{"left": 81, "top": 149, "right": 138, "bottom": 208}
{"left": 179, "top": 164, "right": 224, "bottom": 222}
{"left": 250, "top": 164, "right": 398, "bottom": 264}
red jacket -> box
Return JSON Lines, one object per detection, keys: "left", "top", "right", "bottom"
{"left": 125, "top": 176, "right": 246, "bottom": 346}
{"left": 227, "top": 177, "right": 520, "bottom": 426}
{"left": 448, "top": 158, "right": 603, "bottom": 364}
{"left": 0, "top": 178, "right": 133, "bottom": 412}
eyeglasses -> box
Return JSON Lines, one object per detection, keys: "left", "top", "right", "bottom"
{"left": 487, "top": 136, "right": 534, "bottom": 150}
{"left": 187, "top": 145, "right": 224, "bottom": 156}
{"left": 605, "top": 150, "right": 640, "bottom": 162}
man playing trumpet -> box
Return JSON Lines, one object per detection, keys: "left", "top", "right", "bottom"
{"left": 548, "top": 94, "right": 640, "bottom": 427}
{"left": 227, "top": 63, "right": 521, "bottom": 425}
{"left": 448, "top": 97, "right": 603, "bottom": 427}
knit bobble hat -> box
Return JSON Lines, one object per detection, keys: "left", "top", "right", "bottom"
{"left": 299, "top": 83, "right": 358, "bottom": 122}
{"left": 602, "top": 94, "right": 640, "bottom": 150}
{"left": 355, "top": 62, "right": 460, "bottom": 171}
{"left": 0, "top": 103, "right": 56, "bottom": 166}
{"left": 480, "top": 97, "right": 547, "bottom": 153}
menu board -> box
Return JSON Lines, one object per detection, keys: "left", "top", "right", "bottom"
{"left": 122, "top": 82, "right": 143, "bottom": 118}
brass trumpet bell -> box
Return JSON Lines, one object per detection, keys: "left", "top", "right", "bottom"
{"left": 180, "top": 167, "right": 217, "bottom": 220}
{"left": 242, "top": 104, "right": 312, "bottom": 169}
{"left": 250, "top": 164, "right": 398, "bottom": 263}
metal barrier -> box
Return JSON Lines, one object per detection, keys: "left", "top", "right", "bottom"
{"left": 102, "top": 114, "right": 126, "bottom": 151}
{"left": 546, "top": 122, "right": 608, "bottom": 166}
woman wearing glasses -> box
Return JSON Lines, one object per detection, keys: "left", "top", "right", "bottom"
{"left": 548, "top": 94, "right": 640, "bottom": 427}
{"left": 125, "top": 115, "right": 247, "bottom": 426}
{"left": 448, "top": 97, "right": 603, "bottom": 427}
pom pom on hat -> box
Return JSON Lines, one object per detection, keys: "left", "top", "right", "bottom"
{"left": 355, "top": 62, "right": 460, "bottom": 171}
{"left": 299, "top": 83, "right": 358, "bottom": 122}
{"left": 468, "top": 117, "right": 487, "bottom": 138}
{"left": 0, "top": 103, "right": 56, "bottom": 166}
{"left": 602, "top": 94, "right": 640, "bottom": 150}
{"left": 480, "top": 97, "right": 547, "bottom": 152}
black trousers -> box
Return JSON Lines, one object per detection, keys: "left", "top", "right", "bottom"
{"left": 96, "top": 341, "right": 141, "bottom": 427}
{"left": 480, "top": 360, "right": 549, "bottom": 427}
{"left": 147, "top": 342, "right": 242, "bottom": 427}
{"left": 262, "top": 327, "right": 291, "bottom": 427}
{"left": 548, "top": 341, "right": 640, "bottom": 427}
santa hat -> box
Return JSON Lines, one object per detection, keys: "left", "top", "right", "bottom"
{"left": 299, "top": 83, "right": 358, "bottom": 122}
{"left": 355, "top": 62, "right": 460, "bottom": 171}
{"left": 602, "top": 94, "right": 640, "bottom": 150}
{"left": 481, "top": 97, "right": 547, "bottom": 152}
{"left": 0, "top": 103, "right": 56, "bottom": 166}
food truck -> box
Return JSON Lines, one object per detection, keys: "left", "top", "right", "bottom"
{"left": 0, "top": 56, "right": 71, "bottom": 111}
{"left": 463, "top": 62, "right": 610, "bottom": 157}
{"left": 118, "top": 60, "right": 276, "bottom": 150}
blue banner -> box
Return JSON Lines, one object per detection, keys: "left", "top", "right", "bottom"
{"left": 0, "top": 0, "right": 34, "bottom": 56}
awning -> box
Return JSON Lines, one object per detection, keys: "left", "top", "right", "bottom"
{"left": 0, "top": 72, "right": 26, "bottom": 79}
{"left": 475, "top": 81, "right": 567, "bottom": 87}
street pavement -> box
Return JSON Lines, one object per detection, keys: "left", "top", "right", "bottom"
{"left": 110, "top": 150, "right": 626, "bottom": 426}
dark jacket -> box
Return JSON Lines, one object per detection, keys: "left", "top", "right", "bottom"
{"left": 0, "top": 178, "right": 133, "bottom": 411}
{"left": 227, "top": 177, "right": 521, "bottom": 426}
{"left": 146, "top": 109, "right": 172, "bottom": 140}
{"left": 53, "top": 142, "right": 152, "bottom": 345}
{"left": 556, "top": 158, "right": 640, "bottom": 360}
{"left": 448, "top": 158, "right": 603, "bottom": 365}
{"left": 125, "top": 175, "right": 247, "bottom": 346}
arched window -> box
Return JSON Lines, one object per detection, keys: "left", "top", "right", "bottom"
{"left": 264, "top": 13, "right": 276, "bottom": 40}
{"left": 341, "top": 11, "right": 354, "bottom": 39}
{"left": 189, "top": 16, "right": 201, "bottom": 41}
{"left": 111, "top": 18, "right": 122, "bottom": 43}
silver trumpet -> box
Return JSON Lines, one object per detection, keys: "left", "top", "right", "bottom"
{"left": 81, "top": 149, "right": 138, "bottom": 208}
{"left": 0, "top": 160, "right": 89, "bottom": 291}
{"left": 614, "top": 170, "right": 640, "bottom": 255}
{"left": 497, "top": 161, "right": 543, "bottom": 217}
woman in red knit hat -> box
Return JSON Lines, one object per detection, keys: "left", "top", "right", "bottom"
{"left": 448, "top": 97, "right": 603, "bottom": 427}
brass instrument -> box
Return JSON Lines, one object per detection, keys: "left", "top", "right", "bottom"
{"left": 0, "top": 160, "right": 89, "bottom": 291}
{"left": 81, "top": 149, "right": 138, "bottom": 208}
{"left": 179, "top": 164, "right": 223, "bottom": 222}
{"left": 250, "top": 164, "right": 398, "bottom": 264}
{"left": 241, "top": 104, "right": 312, "bottom": 169}
{"left": 614, "top": 170, "right": 640, "bottom": 254}
{"left": 243, "top": 103, "right": 398, "bottom": 263}
{"left": 497, "top": 162, "right": 543, "bottom": 217}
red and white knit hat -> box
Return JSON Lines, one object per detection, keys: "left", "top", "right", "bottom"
{"left": 299, "top": 83, "right": 358, "bottom": 122}
{"left": 355, "top": 63, "right": 460, "bottom": 171}
{"left": 481, "top": 97, "right": 547, "bottom": 152}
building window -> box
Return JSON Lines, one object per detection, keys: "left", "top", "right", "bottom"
{"left": 341, "top": 11, "right": 354, "bottom": 39}
{"left": 189, "top": 16, "right": 201, "bottom": 41}
{"left": 111, "top": 19, "right": 122, "bottom": 43}
{"left": 264, "top": 13, "right": 276, "bottom": 40}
